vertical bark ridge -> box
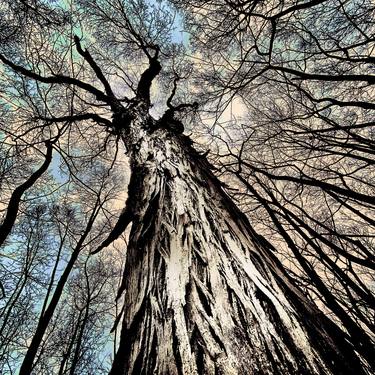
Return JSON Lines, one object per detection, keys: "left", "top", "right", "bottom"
{"left": 110, "top": 124, "right": 367, "bottom": 375}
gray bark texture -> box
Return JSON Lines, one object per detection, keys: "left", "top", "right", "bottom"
{"left": 109, "top": 109, "right": 367, "bottom": 375}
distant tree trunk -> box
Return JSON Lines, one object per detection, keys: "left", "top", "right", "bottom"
{"left": 19, "top": 204, "right": 100, "bottom": 375}
{"left": 0, "top": 141, "right": 52, "bottom": 247}
{"left": 110, "top": 112, "right": 369, "bottom": 375}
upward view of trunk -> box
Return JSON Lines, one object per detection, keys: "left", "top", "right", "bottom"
{"left": 1, "top": 3, "right": 373, "bottom": 373}
{"left": 109, "top": 111, "right": 368, "bottom": 375}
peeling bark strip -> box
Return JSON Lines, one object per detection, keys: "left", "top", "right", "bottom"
{"left": 110, "top": 115, "right": 368, "bottom": 375}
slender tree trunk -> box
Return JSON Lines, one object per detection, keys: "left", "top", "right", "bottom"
{"left": 69, "top": 307, "right": 88, "bottom": 375}
{"left": 0, "top": 142, "right": 52, "bottom": 247}
{"left": 110, "top": 114, "right": 369, "bottom": 375}
{"left": 58, "top": 311, "right": 81, "bottom": 375}
{"left": 19, "top": 204, "right": 100, "bottom": 375}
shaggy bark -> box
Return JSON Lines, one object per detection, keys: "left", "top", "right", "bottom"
{"left": 109, "top": 110, "right": 368, "bottom": 375}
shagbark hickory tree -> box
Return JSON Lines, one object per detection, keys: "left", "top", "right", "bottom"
{"left": 0, "top": 0, "right": 373, "bottom": 374}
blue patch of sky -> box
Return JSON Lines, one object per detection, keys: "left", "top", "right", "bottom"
{"left": 50, "top": 152, "right": 69, "bottom": 184}
{"left": 146, "top": 0, "right": 189, "bottom": 45}
{"left": 170, "top": 6, "right": 188, "bottom": 45}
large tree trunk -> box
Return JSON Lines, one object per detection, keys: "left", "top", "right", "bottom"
{"left": 110, "top": 114, "right": 368, "bottom": 375}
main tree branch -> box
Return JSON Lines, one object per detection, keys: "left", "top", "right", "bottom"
{"left": 74, "top": 35, "right": 124, "bottom": 112}
{"left": 0, "top": 53, "right": 112, "bottom": 104}
{"left": 35, "top": 113, "right": 113, "bottom": 128}
{"left": 136, "top": 48, "right": 162, "bottom": 104}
